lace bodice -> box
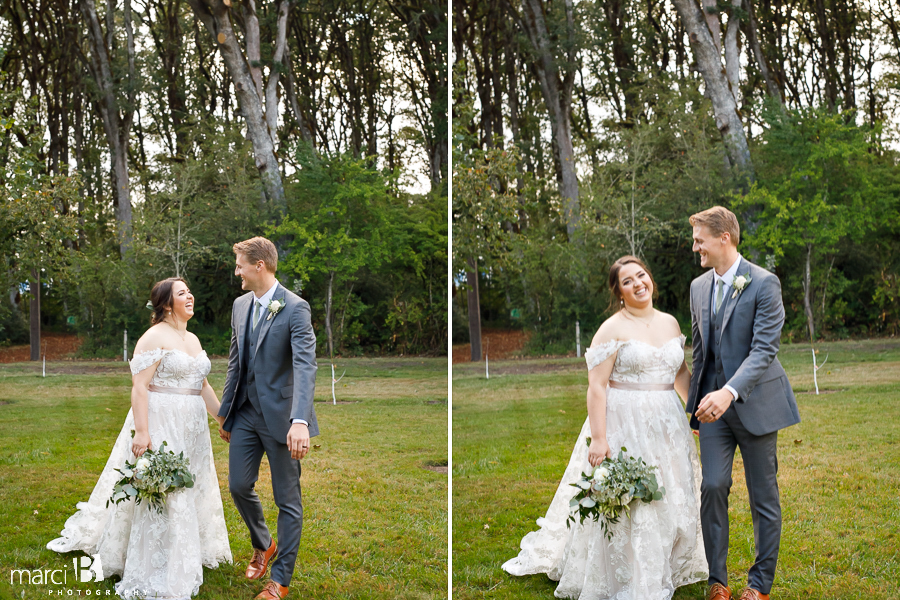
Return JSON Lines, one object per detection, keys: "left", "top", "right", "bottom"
{"left": 129, "top": 348, "right": 211, "bottom": 390}
{"left": 585, "top": 335, "right": 685, "bottom": 385}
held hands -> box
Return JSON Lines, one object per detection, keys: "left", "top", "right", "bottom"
{"left": 696, "top": 388, "right": 735, "bottom": 423}
{"left": 215, "top": 415, "right": 230, "bottom": 443}
{"left": 286, "top": 423, "right": 311, "bottom": 460}
{"left": 588, "top": 437, "right": 613, "bottom": 467}
{"left": 132, "top": 430, "right": 152, "bottom": 457}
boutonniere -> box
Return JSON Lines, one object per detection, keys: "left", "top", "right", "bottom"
{"left": 731, "top": 274, "right": 752, "bottom": 299}
{"left": 266, "top": 299, "right": 285, "bottom": 321}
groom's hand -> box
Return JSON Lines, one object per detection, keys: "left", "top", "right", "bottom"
{"left": 696, "top": 388, "right": 735, "bottom": 423}
{"left": 287, "top": 423, "right": 310, "bottom": 460}
{"left": 216, "top": 417, "right": 231, "bottom": 443}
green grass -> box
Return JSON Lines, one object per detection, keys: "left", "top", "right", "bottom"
{"left": 452, "top": 339, "right": 900, "bottom": 600}
{"left": 0, "top": 357, "right": 448, "bottom": 599}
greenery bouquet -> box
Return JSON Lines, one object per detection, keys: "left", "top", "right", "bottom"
{"left": 107, "top": 433, "right": 195, "bottom": 514}
{"left": 568, "top": 445, "right": 665, "bottom": 540}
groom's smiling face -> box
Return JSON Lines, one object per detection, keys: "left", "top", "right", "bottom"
{"left": 234, "top": 253, "right": 263, "bottom": 291}
{"left": 692, "top": 225, "right": 729, "bottom": 271}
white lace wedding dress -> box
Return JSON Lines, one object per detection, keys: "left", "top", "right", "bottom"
{"left": 47, "top": 348, "right": 232, "bottom": 599}
{"left": 502, "top": 336, "right": 708, "bottom": 600}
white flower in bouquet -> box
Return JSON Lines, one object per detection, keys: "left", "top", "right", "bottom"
{"left": 108, "top": 432, "right": 195, "bottom": 514}
{"left": 569, "top": 446, "right": 665, "bottom": 540}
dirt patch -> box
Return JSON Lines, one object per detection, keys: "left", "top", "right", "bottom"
{"left": 0, "top": 362, "right": 129, "bottom": 375}
{"left": 314, "top": 400, "right": 360, "bottom": 404}
{"left": 453, "top": 329, "right": 530, "bottom": 364}
{"left": 423, "top": 459, "right": 448, "bottom": 474}
{"left": 0, "top": 333, "right": 82, "bottom": 363}
{"left": 454, "top": 360, "right": 584, "bottom": 376}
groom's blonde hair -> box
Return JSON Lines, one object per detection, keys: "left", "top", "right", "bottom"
{"left": 689, "top": 206, "right": 740, "bottom": 246}
{"left": 233, "top": 237, "right": 278, "bottom": 273}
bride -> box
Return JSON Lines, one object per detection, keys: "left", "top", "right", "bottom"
{"left": 502, "top": 256, "right": 708, "bottom": 599}
{"left": 48, "top": 277, "right": 232, "bottom": 599}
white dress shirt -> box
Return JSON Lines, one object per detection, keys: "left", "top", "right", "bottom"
{"left": 252, "top": 280, "right": 308, "bottom": 427}
{"left": 712, "top": 255, "right": 742, "bottom": 402}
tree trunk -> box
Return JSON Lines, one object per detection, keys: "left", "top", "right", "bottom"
{"left": 701, "top": 0, "right": 721, "bottom": 52}
{"left": 325, "top": 270, "right": 334, "bottom": 358}
{"left": 186, "top": 0, "right": 285, "bottom": 206}
{"left": 723, "top": 0, "right": 742, "bottom": 104}
{"left": 518, "top": 0, "right": 580, "bottom": 237}
{"left": 466, "top": 259, "right": 482, "bottom": 362}
{"left": 744, "top": 0, "right": 783, "bottom": 106}
{"left": 803, "top": 243, "right": 815, "bottom": 342}
{"left": 264, "top": 0, "right": 290, "bottom": 145}
{"left": 670, "top": 0, "right": 755, "bottom": 183}
{"left": 29, "top": 270, "right": 40, "bottom": 362}
{"left": 81, "top": 0, "right": 135, "bottom": 256}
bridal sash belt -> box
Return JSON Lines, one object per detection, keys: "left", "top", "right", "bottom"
{"left": 608, "top": 380, "right": 675, "bottom": 391}
{"left": 148, "top": 384, "right": 202, "bottom": 396}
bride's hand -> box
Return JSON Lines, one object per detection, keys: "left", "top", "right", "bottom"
{"left": 588, "top": 437, "right": 612, "bottom": 467}
{"left": 132, "top": 430, "right": 152, "bottom": 457}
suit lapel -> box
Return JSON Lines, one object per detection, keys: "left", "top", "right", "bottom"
{"left": 720, "top": 257, "right": 750, "bottom": 335}
{"left": 252, "top": 283, "right": 285, "bottom": 360}
{"left": 698, "top": 270, "right": 713, "bottom": 353}
{"left": 236, "top": 292, "right": 253, "bottom": 366}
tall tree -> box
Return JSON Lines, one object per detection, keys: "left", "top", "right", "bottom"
{"left": 81, "top": 0, "right": 138, "bottom": 255}
{"left": 509, "top": 0, "right": 580, "bottom": 237}
{"left": 670, "top": 0, "right": 755, "bottom": 182}
{"left": 186, "top": 0, "right": 287, "bottom": 206}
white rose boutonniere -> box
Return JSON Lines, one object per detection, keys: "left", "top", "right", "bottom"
{"left": 266, "top": 299, "right": 285, "bottom": 321}
{"left": 731, "top": 274, "right": 752, "bottom": 299}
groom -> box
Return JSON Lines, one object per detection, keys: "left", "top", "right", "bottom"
{"left": 218, "top": 236, "right": 318, "bottom": 600}
{"left": 687, "top": 207, "right": 800, "bottom": 600}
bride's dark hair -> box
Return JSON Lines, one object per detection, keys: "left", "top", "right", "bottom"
{"left": 607, "top": 256, "right": 658, "bottom": 314}
{"left": 149, "top": 277, "right": 188, "bottom": 325}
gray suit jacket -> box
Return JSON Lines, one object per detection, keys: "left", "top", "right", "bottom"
{"left": 219, "top": 283, "right": 319, "bottom": 443}
{"left": 687, "top": 258, "right": 800, "bottom": 436}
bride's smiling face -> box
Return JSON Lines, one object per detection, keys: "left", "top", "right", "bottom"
{"left": 618, "top": 263, "right": 653, "bottom": 308}
{"left": 169, "top": 281, "right": 194, "bottom": 321}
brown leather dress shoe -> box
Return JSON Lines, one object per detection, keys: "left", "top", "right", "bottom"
{"left": 254, "top": 580, "right": 289, "bottom": 600}
{"left": 707, "top": 583, "right": 733, "bottom": 600}
{"left": 245, "top": 538, "right": 278, "bottom": 580}
{"left": 738, "top": 588, "right": 770, "bottom": 600}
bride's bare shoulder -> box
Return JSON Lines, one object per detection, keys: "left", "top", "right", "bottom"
{"left": 655, "top": 310, "right": 684, "bottom": 335}
{"left": 134, "top": 324, "right": 168, "bottom": 355}
{"left": 591, "top": 312, "right": 626, "bottom": 347}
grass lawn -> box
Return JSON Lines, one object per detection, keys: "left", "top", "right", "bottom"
{"left": 0, "top": 357, "right": 448, "bottom": 600}
{"left": 452, "top": 339, "right": 900, "bottom": 600}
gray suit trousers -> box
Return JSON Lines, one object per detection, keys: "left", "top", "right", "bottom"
{"left": 699, "top": 407, "right": 781, "bottom": 594}
{"left": 229, "top": 401, "right": 303, "bottom": 587}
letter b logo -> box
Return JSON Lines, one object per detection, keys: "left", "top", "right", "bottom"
{"left": 78, "top": 554, "right": 104, "bottom": 582}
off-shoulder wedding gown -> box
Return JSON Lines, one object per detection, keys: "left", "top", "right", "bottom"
{"left": 502, "top": 336, "right": 708, "bottom": 600}
{"left": 48, "top": 348, "right": 232, "bottom": 599}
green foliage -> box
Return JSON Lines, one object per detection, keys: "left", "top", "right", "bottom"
{"left": 275, "top": 147, "right": 447, "bottom": 356}
{"left": 735, "top": 105, "right": 898, "bottom": 339}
